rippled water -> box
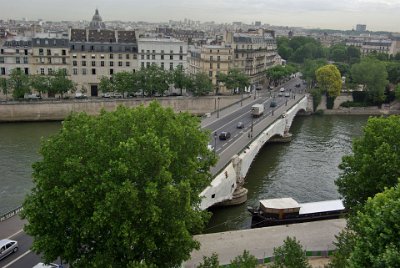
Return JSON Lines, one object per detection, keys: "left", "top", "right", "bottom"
{"left": 0, "top": 122, "right": 61, "bottom": 214}
{"left": 206, "top": 115, "right": 369, "bottom": 233}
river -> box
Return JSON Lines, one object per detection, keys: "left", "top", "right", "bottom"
{"left": 0, "top": 115, "right": 369, "bottom": 232}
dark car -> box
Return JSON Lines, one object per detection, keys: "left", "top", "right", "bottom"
{"left": 219, "top": 131, "right": 231, "bottom": 140}
{"left": 236, "top": 122, "right": 244, "bottom": 129}
{"left": 270, "top": 101, "right": 277, "bottom": 107}
{"left": 295, "top": 83, "right": 301, "bottom": 87}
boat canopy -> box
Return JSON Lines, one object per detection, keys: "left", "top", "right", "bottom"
{"left": 299, "top": 200, "right": 344, "bottom": 215}
{"left": 259, "top": 198, "right": 301, "bottom": 214}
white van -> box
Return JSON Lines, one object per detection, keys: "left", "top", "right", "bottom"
{"left": 279, "top": 87, "right": 285, "bottom": 92}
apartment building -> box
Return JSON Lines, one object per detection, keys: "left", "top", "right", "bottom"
{"left": 137, "top": 38, "right": 187, "bottom": 71}
{"left": 69, "top": 28, "right": 138, "bottom": 96}
{"left": 345, "top": 37, "right": 393, "bottom": 55}
{"left": 0, "top": 38, "right": 31, "bottom": 77}
{"left": 31, "top": 33, "right": 69, "bottom": 78}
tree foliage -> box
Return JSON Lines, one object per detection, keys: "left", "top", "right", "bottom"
{"left": 218, "top": 68, "right": 250, "bottom": 94}
{"left": 350, "top": 58, "right": 388, "bottom": 104}
{"left": 270, "top": 237, "right": 311, "bottom": 268}
{"left": 171, "top": 65, "right": 192, "bottom": 95}
{"left": 315, "top": 64, "right": 342, "bottom": 98}
{"left": 197, "top": 253, "right": 220, "bottom": 268}
{"left": 50, "top": 69, "right": 75, "bottom": 97}
{"left": 190, "top": 72, "right": 213, "bottom": 96}
{"left": 8, "top": 68, "right": 31, "bottom": 98}
{"left": 265, "top": 65, "right": 296, "bottom": 87}
{"left": 347, "top": 184, "right": 400, "bottom": 267}
{"left": 386, "top": 62, "right": 400, "bottom": 85}
{"left": 229, "top": 250, "right": 258, "bottom": 268}
{"left": 99, "top": 76, "right": 115, "bottom": 93}
{"left": 0, "top": 77, "right": 9, "bottom": 99}
{"left": 335, "top": 116, "right": 400, "bottom": 212}
{"left": 301, "top": 59, "right": 327, "bottom": 87}
{"left": 113, "top": 71, "right": 139, "bottom": 95}
{"left": 30, "top": 75, "right": 51, "bottom": 95}
{"left": 138, "top": 65, "right": 170, "bottom": 96}
{"left": 22, "top": 102, "right": 216, "bottom": 267}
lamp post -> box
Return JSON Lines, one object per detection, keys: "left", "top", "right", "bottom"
{"left": 213, "top": 131, "right": 217, "bottom": 155}
{"left": 216, "top": 97, "right": 220, "bottom": 118}
{"left": 250, "top": 108, "right": 254, "bottom": 138}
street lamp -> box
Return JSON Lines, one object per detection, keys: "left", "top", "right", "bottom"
{"left": 216, "top": 97, "right": 220, "bottom": 118}
{"left": 250, "top": 108, "right": 254, "bottom": 138}
{"left": 213, "top": 131, "right": 218, "bottom": 155}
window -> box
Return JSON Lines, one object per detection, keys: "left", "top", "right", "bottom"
{"left": 179, "top": 55, "right": 183, "bottom": 60}
{"left": 40, "top": 68, "right": 45, "bottom": 75}
{"left": 16, "top": 49, "right": 19, "bottom": 54}
{"left": 146, "top": 50, "right": 150, "bottom": 54}
{"left": 16, "top": 57, "right": 20, "bottom": 64}
{"left": 209, "top": 71, "right": 212, "bottom": 77}
{"left": 110, "top": 69, "right": 114, "bottom": 75}
{"left": 91, "top": 54, "right": 95, "bottom": 59}
{"left": 62, "top": 58, "right": 66, "bottom": 64}
{"left": 110, "top": 54, "right": 114, "bottom": 59}
{"left": 146, "top": 55, "right": 150, "bottom": 60}
{"left": 73, "top": 68, "right": 78, "bottom": 75}
{"left": 47, "top": 49, "right": 51, "bottom": 56}
{"left": 91, "top": 68, "right": 96, "bottom": 75}
{"left": 141, "top": 62, "right": 145, "bottom": 68}
{"left": 126, "top": 62, "right": 130, "bottom": 67}
{"left": 39, "top": 48, "right": 44, "bottom": 56}
{"left": 118, "top": 61, "right": 122, "bottom": 66}
{"left": 82, "top": 61, "right": 86, "bottom": 66}
{"left": 82, "top": 68, "right": 87, "bottom": 75}
{"left": 217, "top": 56, "right": 220, "bottom": 61}
{"left": 152, "top": 50, "right": 155, "bottom": 54}
{"left": 217, "top": 63, "right": 220, "bottom": 69}
{"left": 91, "top": 61, "right": 96, "bottom": 67}
{"left": 100, "top": 54, "right": 105, "bottom": 59}
{"left": 82, "top": 55, "right": 86, "bottom": 59}
{"left": 170, "top": 55, "right": 173, "bottom": 60}
{"left": 161, "top": 55, "right": 164, "bottom": 60}
{"left": 62, "top": 49, "right": 66, "bottom": 56}
{"left": 146, "top": 62, "right": 150, "bottom": 68}
{"left": 141, "top": 55, "right": 144, "bottom": 59}
{"left": 170, "top": 62, "right": 173, "bottom": 70}
{"left": 23, "top": 57, "right": 28, "bottom": 64}
{"left": 118, "top": 54, "right": 123, "bottom": 59}
{"left": 210, "top": 63, "right": 212, "bottom": 69}
{"left": 170, "top": 50, "right": 173, "bottom": 54}
{"left": 0, "top": 57, "right": 4, "bottom": 63}
{"left": 1, "top": 67, "right": 5, "bottom": 75}
{"left": 110, "top": 62, "right": 114, "bottom": 67}
{"left": 126, "top": 54, "right": 129, "bottom": 59}
{"left": 109, "top": 46, "right": 113, "bottom": 52}
{"left": 180, "top": 46, "right": 183, "bottom": 52}
{"left": 210, "top": 56, "right": 213, "bottom": 61}
{"left": 90, "top": 46, "right": 94, "bottom": 51}
{"left": 152, "top": 55, "right": 155, "bottom": 60}
{"left": 24, "top": 68, "right": 29, "bottom": 75}
{"left": 101, "top": 61, "right": 105, "bottom": 67}
{"left": 161, "top": 62, "right": 164, "bottom": 69}
{"left": 48, "top": 68, "right": 53, "bottom": 75}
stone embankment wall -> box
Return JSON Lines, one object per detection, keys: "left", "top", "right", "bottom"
{"left": 0, "top": 96, "right": 241, "bottom": 122}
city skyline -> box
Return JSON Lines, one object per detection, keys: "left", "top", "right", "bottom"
{"left": 0, "top": 0, "right": 399, "bottom": 32}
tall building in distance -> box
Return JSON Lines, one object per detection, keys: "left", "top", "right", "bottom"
{"left": 89, "top": 9, "right": 106, "bottom": 30}
{"left": 356, "top": 24, "right": 367, "bottom": 32}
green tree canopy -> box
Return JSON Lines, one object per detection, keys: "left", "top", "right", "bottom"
{"left": 329, "top": 45, "right": 347, "bottom": 62}
{"left": 8, "top": 68, "right": 31, "bottom": 99}
{"left": 190, "top": 72, "right": 213, "bottom": 96}
{"left": 30, "top": 75, "right": 51, "bottom": 95}
{"left": 229, "top": 250, "right": 258, "bottom": 268}
{"left": 99, "top": 76, "right": 115, "bottom": 93}
{"left": 0, "top": 77, "right": 9, "bottom": 99}
{"left": 315, "top": 64, "right": 342, "bottom": 98}
{"left": 350, "top": 58, "right": 388, "bottom": 104}
{"left": 270, "top": 237, "right": 311, "bottom": 268}
{"left": 346, "top": 45, "right": 361, "bottom": 63}
{"left": 386, "top": 62, "right": 400, "bottom": 85}
{"left": 171, "top": 65, "right": 192, "bottom": 95}
{"left": 301, "top": 59, "right": 328, "bottom": 87}
{"left": 22, "top": 102, "right": 217, "bottom": 267}
{"left": 218, "top": 68, "right": 250, "bottom": 94}
{"left": 113, "top": 71, "right": 139, "bottom": 96}
{"left": 347, "top": 184, "right": 400, "bottom": 267}
{"left": 335, "top": 115, "right": 400, "bottom": 212}
{"left": 138, "top": 65, "right": 170, "bottom": 96}
{"left": 51, "top": 69, "right": 75, "bottom": 97}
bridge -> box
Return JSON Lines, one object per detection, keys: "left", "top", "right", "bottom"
{"left": 200, "top": 78, "right": 309, "bottom": 209}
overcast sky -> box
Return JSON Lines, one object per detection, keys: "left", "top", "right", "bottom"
{"left": 1, "top": 0, "right": 399, "bottom": 32}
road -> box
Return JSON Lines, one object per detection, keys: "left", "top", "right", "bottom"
{"left": 0, "top": 77, "right": 306, "bottom": 267}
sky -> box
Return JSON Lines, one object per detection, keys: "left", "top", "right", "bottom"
{"left": 0, "top": 0, "right": 399, "bottom": 32}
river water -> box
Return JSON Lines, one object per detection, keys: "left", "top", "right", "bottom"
{"left": 0, "top": 116, "right": 369, "bottom": 232}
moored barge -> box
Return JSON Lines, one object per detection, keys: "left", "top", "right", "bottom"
{"left": 248, "top": 197, "right": 345, "bottom": 228}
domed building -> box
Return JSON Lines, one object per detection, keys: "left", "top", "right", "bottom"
{"left": 89, "top": 9, "right": 106, "bottom": 30}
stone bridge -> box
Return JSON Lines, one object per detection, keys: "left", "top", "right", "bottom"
{"left": 200, "top": 95, "right": 309, "bottom": 210}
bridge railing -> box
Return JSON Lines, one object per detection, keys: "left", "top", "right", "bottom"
{"left": 0, "top": 206, "right": 23, "bottom": 223}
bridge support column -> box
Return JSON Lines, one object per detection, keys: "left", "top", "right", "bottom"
{"left": 218, "top": 186, "right": 248, "bottom": 206}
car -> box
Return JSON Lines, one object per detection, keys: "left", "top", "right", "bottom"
{"left": 285, "top": 92, "right": 290, "bottom": 97}
{"left": 279, "top": 87, "right": 285, "bottom": 92}
{"left": 75, "top": 92, "right": 87, "bottom": 99}
{"left": 278, "top": 92, "right": 283, "bottom": 97}
{"left": 219, "top": 131, "right": 231, "bottom": 140}
{"left": 270, "top": 101, "right": 277, "bottom": 107}
{"left": 295, "top": 83, "right": 301, "bottom": 88}
{"left": 113, "top": 93, "right": 123, "bottom": 98}
{"left": 32, "top": 263, "right": 60, "bottom": 268}
{"left": 207, "top": 144, "right": 214, "bottom": 151}
{"left": 236, "top": 122, "right": 244, "bottom": 129}
{"left": 0, "top": 239, "right": 18, "bottom": 260}
{"left": 102, "top": 93, "right": 112, "bottom": 98}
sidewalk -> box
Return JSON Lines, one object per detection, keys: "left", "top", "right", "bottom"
{"left": 0, "top": 214, "right": 26, "bottom": 239}
{"left": 184, "top": 219, "right": 346, "bottom": 267}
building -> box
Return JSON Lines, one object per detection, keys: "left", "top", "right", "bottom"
{"left": 356, "top": 24, "right": 367, "bottom": 32}
{"left": 345, "top": 37, "right": 393, "bottom": 55}
{"left": 137, "top": 38, "right": 187, "bottom": 71}
{"left": 0, "top": 38, "right": 32, "bottom": 77}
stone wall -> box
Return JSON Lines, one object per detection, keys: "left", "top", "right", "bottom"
{"left": 0, "top": 96, "right": 241, "bottom": 122}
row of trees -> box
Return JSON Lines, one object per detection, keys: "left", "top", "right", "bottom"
{"left": 99, "top": 65, "right": 251, "bottom": 97}
{"left": 265, "top": 64, "right": 298, "bottom": 87}
{"left": 0, "top": 69, "right": 74, "bottom": 99}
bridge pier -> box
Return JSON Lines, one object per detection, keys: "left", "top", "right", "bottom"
{"left": 218, "top": 186, "right": 248, "bottom": 206}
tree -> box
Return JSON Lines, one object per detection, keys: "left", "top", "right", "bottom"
{"left": 0, "top": 77, "right": 9, "bottom": 100}
{"left": 22, "top": 102, "right": 217, "bottom": 267}
{"left": 51, "top": 69, "right": 75, "bottom": 97}
{"left": 301, "top": 59, "right": 328, "bottom": 88}
{"left": 335, "top": 116, "right": 400, "bottom": 212}
{"left": 8, "top": 68, "right": 31, "bottom": 99}
{"left": 346, "top": 46, "right": 361, "bottom": 64}
{"left": 30, "top": 75, "right": 51, "bottom": 96}
{"left": 329, "top": 45, "right": 347, "bottom": 62}
{"left": 315, "top": 64, "right": 342, "bottom": 98}
{"left": 270, "top": 237, "right": 311, "bottom": 268}
{"left": 218, "top": 68, "right": 250, "bottom": 94}
{"left": 137, "top": 65, "right": 170, "bottom": 97}
{"left": 190, "top": 72, "right": 213, "bottom": 96}
{"left": 229, "top": 250, "right": 258, "bottom": 268}
{"left": 328, "top": 229, "right": 356, "bottom": 268}
{"left": 171, "top": 65, "right": 192, "bottom": 96}
{"left": 346, "top": 184, "right": 400, "bottom": 267}
{"left": 198, "top": 253, "right": 220, "bottom": 268}
{"left": 386, "top": 62, "right": 400, "bottom": 85}
{"left": 99, "top": 76, "right": 115, "bottom": 93}
{"left": 350, "top": 58, "right": 388, "bottom": 104}
{"left": 113, "top": 71, "right": 139, "bottom": 96}
{"left": 395, "top": 84, "right": 400, "bottom": 101}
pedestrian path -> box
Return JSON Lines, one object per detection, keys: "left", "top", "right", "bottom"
{"left": 184, "top": 219, "right": 346, "bottom": 267}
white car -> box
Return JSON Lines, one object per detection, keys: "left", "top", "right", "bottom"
{"left": 32, "top": 263, "right": 60, "bottom": 268}
{"left": 0, "top": 239, "right": 18, "bottom": 260}
{"left": 113, "top": 93, "right": 123, "bottom": 98}
{"left": 207, "top": 144, "right": 214, "bottom": 151}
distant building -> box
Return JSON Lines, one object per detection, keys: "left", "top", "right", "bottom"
{"left": 0, "top": 38, "right": 32, "bottom": 77}
{"left": 356, "top": 24, "right": 366, "bottom": 32}
{"left": 255, "top": 21, "right": 261, "bottom": 27}
{"left": 89, "top": 9, "right": 106, "bottom": 30}
{"left": 345, "top": 37, "right": 392, "bottom": 55}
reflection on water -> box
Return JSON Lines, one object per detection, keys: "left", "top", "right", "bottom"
{"left": 205, "top": 115, "right": 369, "bottom": 233}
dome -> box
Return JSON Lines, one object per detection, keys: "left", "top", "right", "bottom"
{"left": 89, "top": 9, "right": 106, "bottom": 29}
